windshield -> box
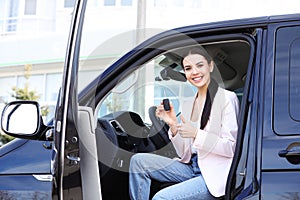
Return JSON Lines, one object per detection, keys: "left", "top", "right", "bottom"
{"left": 97, "top": 54, "right": 196, "bottom": 123}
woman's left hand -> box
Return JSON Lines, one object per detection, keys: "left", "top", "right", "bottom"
{"left": 177, "top": 115, "right": 198, "bottom": 138}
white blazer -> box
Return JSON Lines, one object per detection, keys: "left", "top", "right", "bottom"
{"left": 169, "top": 87, "right": 239, "bottom": 197}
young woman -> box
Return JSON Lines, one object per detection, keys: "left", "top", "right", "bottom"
{"left": 129, "top": 46, "right": 240, "bottom": 200}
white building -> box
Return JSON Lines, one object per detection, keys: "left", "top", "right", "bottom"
{"left": 0, "top": 0, "right": 136, "bottom": 118}
{"left": 0, "top": 0, "right": 299, "bottom": 120}
{"left": 0, "top": 0, "right": 215, "bottom": 116}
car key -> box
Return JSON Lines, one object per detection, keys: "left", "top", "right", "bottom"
{"left": 163, "top": 98, "right": 171, "bottom": 111}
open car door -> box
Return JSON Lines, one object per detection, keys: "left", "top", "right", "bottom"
{"left": 52, "top": 0, "right": 101, "bottom": 199}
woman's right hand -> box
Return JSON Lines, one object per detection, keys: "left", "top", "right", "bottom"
{"left": 155, "top": 102, "right": 177, "bottom": 126}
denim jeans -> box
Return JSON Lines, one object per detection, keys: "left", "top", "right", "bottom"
{"left": 129, "top": 153, "right": 216, "bottom": 200}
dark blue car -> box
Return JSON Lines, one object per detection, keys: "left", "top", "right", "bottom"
{"left": 1, "top": 1, "right": 300, "bottom": 199}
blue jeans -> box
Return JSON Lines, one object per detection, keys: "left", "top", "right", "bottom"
{"left": 129, "top": 153, "right": 216, "bottom": 200}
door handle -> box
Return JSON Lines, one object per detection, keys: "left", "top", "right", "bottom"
{"left": 278, "top": 149, "right": 300, "bottom": 157}
{"left": 278, "top": 143, "right": 300, "bottom": 164}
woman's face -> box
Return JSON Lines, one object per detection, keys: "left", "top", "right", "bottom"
{"left": 182, "top": 54, "right": 213, "bottom": 89}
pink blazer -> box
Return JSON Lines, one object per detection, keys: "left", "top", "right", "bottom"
{"left": 169, "top": 87, "right": 239, "bottom": 197}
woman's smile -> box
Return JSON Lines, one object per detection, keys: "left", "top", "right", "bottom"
{"left": 183, "top": 54, "right": 213, "bottom": 90}
{"left": 192, "top": 76, "right": 203, "bottom": 82}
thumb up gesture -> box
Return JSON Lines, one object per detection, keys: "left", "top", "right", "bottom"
{"left": 177, "top": 115, "right": 198, "bottom": 138}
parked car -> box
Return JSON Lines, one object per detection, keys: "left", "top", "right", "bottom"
{"left": 1, "top": 1, "right": 300, "bottom": 199}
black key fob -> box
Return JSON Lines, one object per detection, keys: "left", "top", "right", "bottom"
{"left": 163, "top": 99, "right": 171, "bottom": 111}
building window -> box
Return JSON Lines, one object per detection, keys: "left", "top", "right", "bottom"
{"left": 173, "top": 0, "right": 184, "bottom": 7}
{"left": 6, "top": 0, "right": 19, "bottom": 32}
{"left": 24, "top": 0, "right": 37, "bottom": 15}
{"left": 6, "top": 19, "right": 17, "bottom": 32}
{"left": 104, "top": 0, "right": 116, "bottom": 6}
{"left": 9, "top": 0, "right": 19, "bottom": 17}
{"left": 0, "top": 76, "right": 17, "bottom": 102}
{"left": 153, "top": 0, "right": 167, "bottom": 7}
{"left": 0, "top": 1, "right": 6, "bottom": 18}
{"left": 121, "top": 0, "right": 132, "bottom": 6}
{"left": 45, "top": 73, "right": 62, "bottom": 101}
{"left": 187, "top": 0, "right": 202, "bottom": 8}
{"left": 17, "top": 74, "right": 44, "bottom": 100}
{"left": 64, "top": 0, "right": 76, "bottom": 8}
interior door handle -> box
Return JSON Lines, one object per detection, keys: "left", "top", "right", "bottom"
{"left": 67, "top": 154, "right": 80, "bottom": 165}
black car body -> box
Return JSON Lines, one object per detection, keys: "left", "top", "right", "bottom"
{"left": 1, "top": 0, "right": 300, "bottom": 199}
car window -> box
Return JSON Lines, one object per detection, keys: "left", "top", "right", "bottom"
{"left": 96, "top": 39, "right": 251, "bottom": 121}
{"left": 97, "top": 54, "right": 195, "bottom": 124}
{"left": 289, "top": 38, "right": 300, "bottom": 120}
{"left": 274, "top": 25, "right": 300, "bottom": 135}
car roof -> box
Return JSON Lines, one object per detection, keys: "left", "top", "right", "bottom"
{"left": 173, "top": 13, "right": 300, "bottom": 33}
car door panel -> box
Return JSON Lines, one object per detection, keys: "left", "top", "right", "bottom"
{"left": 78, "top": 106, "right": 102, "bottom": 199}
{"left": 261, "top": 23, "right": 300, "bottom": 199}
{"left": 0, "top": 175, "right": 52, "bottom": 199}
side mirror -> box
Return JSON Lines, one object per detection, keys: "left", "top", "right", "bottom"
{"left": 1, "top": 101, "right": 50, "bottom": 140}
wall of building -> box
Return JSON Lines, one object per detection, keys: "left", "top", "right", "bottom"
{"left": 0, "top": 0, "right": 299, "bottom": 119}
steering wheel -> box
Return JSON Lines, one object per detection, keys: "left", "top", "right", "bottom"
{"left": 148, "top": 106, "right": 168, "bottom": 134}
{"left": 148, "top": 106, "right": 170, "bottom": 147}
